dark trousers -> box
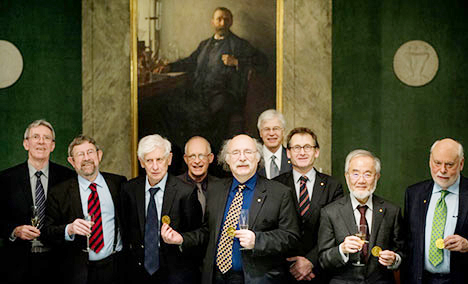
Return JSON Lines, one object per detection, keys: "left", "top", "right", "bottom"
{"left": 88, "top": 252, "right": 124, "bottom": 284}
{"left": 214, "top": 268, "right": 245, "bottom": 284}
{"left": 423, "top": 271, "right": 452, "bottom": 284}
{"left": 2, "top": 249, "right": 55, "bottom": 284}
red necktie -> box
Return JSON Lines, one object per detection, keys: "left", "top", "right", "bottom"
{"left": 358, "top": 205, "right": 369, "bottom": 259}
{"left": 88, "top": 183, "right": 104, "bottom": 253}
{"left": 299, "top": 176, "right": 311, "bottom": 216}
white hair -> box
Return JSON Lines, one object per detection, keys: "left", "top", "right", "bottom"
{"left": 24, "top": 119, "right": 55, "bottom": 140}
{"left": 137, "top": 134, "right": 171, "bottom": 160}
{"left": 257, "top": 109, "right": 286, "bottom": 131}
{"left": 218, "top": 136, "right": 264, "bottom": 171}
{"left": 344, "top": 149, "right": 381, "bottom": 174}
{"left": 430, "top": 138, "right": 464, "bottom": 159}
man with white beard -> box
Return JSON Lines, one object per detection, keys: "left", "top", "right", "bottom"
{"left": 317, "top": 149, "right": 404, "bottom": 284}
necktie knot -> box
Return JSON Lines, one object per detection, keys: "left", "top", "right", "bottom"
{"left": 358, "top": 205, "right": 368, "bottom": 216}
{"left": 35, "top": 171, "right": 43, "bottom": 178}
{"left": 149, "top": 187, "right": 160, "bottom": 197}
{"left": 271, "top": 155, "right": 276, "bottom": 161}
{"left": 89, "top": 183, "right": 97, "bottom": 192}
{"left": 440, "top": 190, "right": 449, "bottom": 199}
{"left": 299, "top": 175, "right": 308, "bottom": 183}
{"left": 238, "top": 184, "right": 246, "bottom": 191}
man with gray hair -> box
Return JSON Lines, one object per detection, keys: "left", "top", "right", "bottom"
{"left": 318, "top": 149, "right": 404, "bottom": 283}
{"left": 0, "top": 119, "right": 74, "bottom": 283}
{"left": 121, "top": 134, "right": 202, "bottom": 284}
{"left": 404, "top": 138, "right": 468, "bottom": 284}
{"left": 257, "top": 109, "right": 291, "bottom": 179}
{"left": 42, "top": 134, "right": 127, "bottom": 284}
{"left": 178, "top": 136, "right": 219, "bottom": 219}
{"left": 161, "top": 134, "right": 300, "bottom": 283}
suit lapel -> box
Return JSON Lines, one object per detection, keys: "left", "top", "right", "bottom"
{"left": 310, "top": 172, "right": 327, "bottom": 209}
{"left": 280, "top": 147, "right": 291, "bottom": 174}
{"left": 369, "top": 196, "right": 385, "bottom": 249}
{"left": 288, "top": 174, "right": 300, "bottom": 213}
{"left": 214, "top": 179, "right": 232, "bottom": 237}
{"left": 69, "top": 177, "right": 85, "bottom": 218}
{"left": 456, "top": 176, "right": 468, "bottom": 233}
{"left": 339, "top": 195, "right": 357, "bottom": 235}
{"left": 135, "top": 177, "right": 146, "bottom": 236}
{"left": 417, "top": 182, "right": 433, "bottom": 254}
{"left": 161, "top": 175, "right": 177, "bottom": 217}
{"left": 19, "top": 163, "right": 34, "bottom": 211}
{"left": 250, "top": 178, "right": 267, "bottom": 228}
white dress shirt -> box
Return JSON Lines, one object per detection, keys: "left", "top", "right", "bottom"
{"left": 262, "top": 145, "right": 282, "bottom": 179}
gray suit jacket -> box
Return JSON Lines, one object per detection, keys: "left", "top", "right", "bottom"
{"left": 182, "top": 175, "right": 300, "bottom": 284}
{"left": 258, "top": 146, "right": 292, "bottom": 179}
{"left": 318, "top": 194, "right": 404, "bottom": 284}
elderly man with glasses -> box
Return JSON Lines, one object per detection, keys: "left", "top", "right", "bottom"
{"left": 274, "top": 127, "right": 343, "bottom": 283}
{"left": 161, "top": 134, "right": 300, "bottom": 284}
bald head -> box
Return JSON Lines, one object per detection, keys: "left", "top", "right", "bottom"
{"left": 183, "top": 136, "right": 214, "bottom": 182}
{"left": 429, "top": 138, "right": 465, "bottom": 189}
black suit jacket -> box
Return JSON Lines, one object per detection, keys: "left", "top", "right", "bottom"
{"left": 177, "top": 172, "right": 220, "bottom": 217}
{"left": 318, "top": 194, "right": 405, "bottom": 284}
{"left": 42, "top": 172, "right": 126, "bottom": 284}
{"left": 0, "top": 161, "right": 74, "bottom": 281}
{"left": 258, "top": 146, "right": 292, "bottom": 179}
{"left": 121, "top": 174, "right": 202, "bottom": 283}
{"left": 182, "top": 175, "right": 300, "bottom": 284}
{"left": 274, "top": 170, "right": 343, "bottom": 281}
{"left": 403, "top": 175, "right": 468, "bottom": 284}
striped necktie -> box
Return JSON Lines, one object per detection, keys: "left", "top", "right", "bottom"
{"left": 34, "top": 171, "right": 46, "bottom": 229}
{"left": 88, "top": 183, "right": 104, "bottom": 253}
{"left": 299, "top": 176, "right": 311, "bottom": 216}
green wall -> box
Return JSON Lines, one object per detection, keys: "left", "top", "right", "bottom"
{"left": 0, "top": 0, "right": 82, "bottom": 170}
{"left": 332, "top": 0, "right": 468, "bottom": 208}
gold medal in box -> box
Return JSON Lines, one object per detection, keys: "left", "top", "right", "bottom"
{"left": 435, "top": 238, "right": 445, "bottom": 249}
{"left": 371, "top": 246, "right": 382, "bottom": 257}
{"left": 162, "top": 215, "right": 171, "bottom": 225}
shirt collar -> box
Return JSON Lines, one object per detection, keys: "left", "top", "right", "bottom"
{"left": 292, "top": 168, "right": 316, "bottom": 184}
{"left": 350, "top": 193, "right": 374, "bottom": 211}
{"left": 263, "top": 145, "right": 282, "bottom": 161}
{"left": 78, "top": 172, "right": 104, "bottom": 192}
{"left": 145, "top": 173, "right": 168, "bottom": 193}
{"left": 433, "top": 175, "right": 460, "bottom": 196}
{"left": 27, "top": 161, "right": 49, "bottom": 179}
{"left": 231, "top": 173, "right": 257, "bottom": 192}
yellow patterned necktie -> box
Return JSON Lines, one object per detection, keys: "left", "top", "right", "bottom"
{"left": 429, "top": 190, "right": 449, "bottom": 266}
{"left": 216, "top": 184, "right": 246, "bottom": 273}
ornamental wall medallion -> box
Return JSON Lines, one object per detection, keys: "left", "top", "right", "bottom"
{"left": 393, "top": 40, "right": 439, "bottom": 87}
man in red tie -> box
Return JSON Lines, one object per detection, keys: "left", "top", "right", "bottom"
{"left": 318, "top": 149, "right": 404, "bottom": 283}
{"left": 274, "top": 127, "right": 343, "bottom": 283}
{"left": 42, "top": 135, "right": 126, "bottom": 284}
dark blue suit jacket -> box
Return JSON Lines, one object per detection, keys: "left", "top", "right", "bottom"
{"left": 403, "top": 175, "right": 468, "bottom": 284}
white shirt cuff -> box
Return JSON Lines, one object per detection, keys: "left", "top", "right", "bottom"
{"left": 339, "top": 243, "right": 350, "bottom": 263}
{"left": 64, "top": 224, "right": 75, "bottom": 241}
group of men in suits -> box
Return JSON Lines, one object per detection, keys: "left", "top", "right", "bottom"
{"left": 1, "top": 116, "right": 467, "bottom": 284}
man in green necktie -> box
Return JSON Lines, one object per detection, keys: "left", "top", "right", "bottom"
{"left": 404, "top": 138, "right": 468, "bottom": 284}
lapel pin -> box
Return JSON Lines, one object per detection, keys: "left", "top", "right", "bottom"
{"left": 424, "top": 200, "right": 427, "bottom": 203}
{"left": 257, "top": 198, "right": 262, "bottom": 203}
{"left": 320, "top": 182, "right": 324, "bottom": 186}
{"left": 379, "top": 208, "right": 383, "bottom": 213}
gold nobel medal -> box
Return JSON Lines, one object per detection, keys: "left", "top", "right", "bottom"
{"left": 436, "top": 238, "right": 445, "bottom": 249}
{"left": 227, "top": 227, "right": 236, "bottom": 237}
{"left": 162, "top": 215, "right": 171, "bottom": 225}
{"left": 371, "top": 246, "right": 382, "bottom": 257}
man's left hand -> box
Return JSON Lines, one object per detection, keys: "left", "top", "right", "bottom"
{"left": 445, "top": 234, "right": 468, "bottom": 253}
{"left": 378, "top": 250, "right": 396, "bottom": 266}
{"left": 222, "top": 54, "right": 238, "bottom": 67}
{"left": 235, "top": 229, "right": 255, "bottom": 249}
{"left": 286, "top": 256, "right": 315, "bottom": 281}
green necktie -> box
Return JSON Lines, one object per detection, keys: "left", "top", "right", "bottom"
{"left": 428, "top": 190, "right": 449, "bottom": 267}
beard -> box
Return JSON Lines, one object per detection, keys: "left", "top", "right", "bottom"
{"left": 79, "top": 160, "right": 97, "bottom": 177}
{"left": 348, "top": 182, "right": 377, "bottom": 201}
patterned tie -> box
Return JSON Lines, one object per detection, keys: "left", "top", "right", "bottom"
{"left": 298, "top": 176, "right": 311, "bottom": 216}
{"left": 145, "top": 187, "right": 160, "bottom": 275}
{"left": 429, "top": 190, "right": 449, "bottom": 266}
{"left": 34, "top": 171, "right": 46, "bottom": 229}
{"left": 216, "top": 184, "right": 245, "bottom": 273}
{"left": 358, "top": 205, "right": 369, "bottom": 259}
{"left": 88, "top": 183, "right": 104, "bottom": 253}
{"left": 270, "top": 155, "right": 280, "bottom": 179}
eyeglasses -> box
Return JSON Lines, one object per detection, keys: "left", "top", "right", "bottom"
{"left": 289, "top": 144, "right": 317, "bottom": 153}
{"left": 27, "top": 134, "right": 54, "bottom": 143}
{"left": 348, "top": 172, "right": 375, "bottom": 181}
{"left": 261, "top": 127, "right": 283, "bottom": 133}
{"left": 229, "top": 150, "right": 257, "bottom": 160}
{"left": 74, "top": 149, "right": 97, "bottom": 159}
{"left": 186, "top": 153, "right": 210, "bottom": 161}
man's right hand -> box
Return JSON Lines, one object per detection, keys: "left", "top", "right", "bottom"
{"left": 340, "top": 235, "right": 364, "bottom": 254}
{"left": 67, "top": 218, "right": 92, "bottom": 236}
{"left": 14, "top": 225, "right": 40, "bottom": 240}
{"left": 161, "top": 223, "right": 183, "bottom": 245}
